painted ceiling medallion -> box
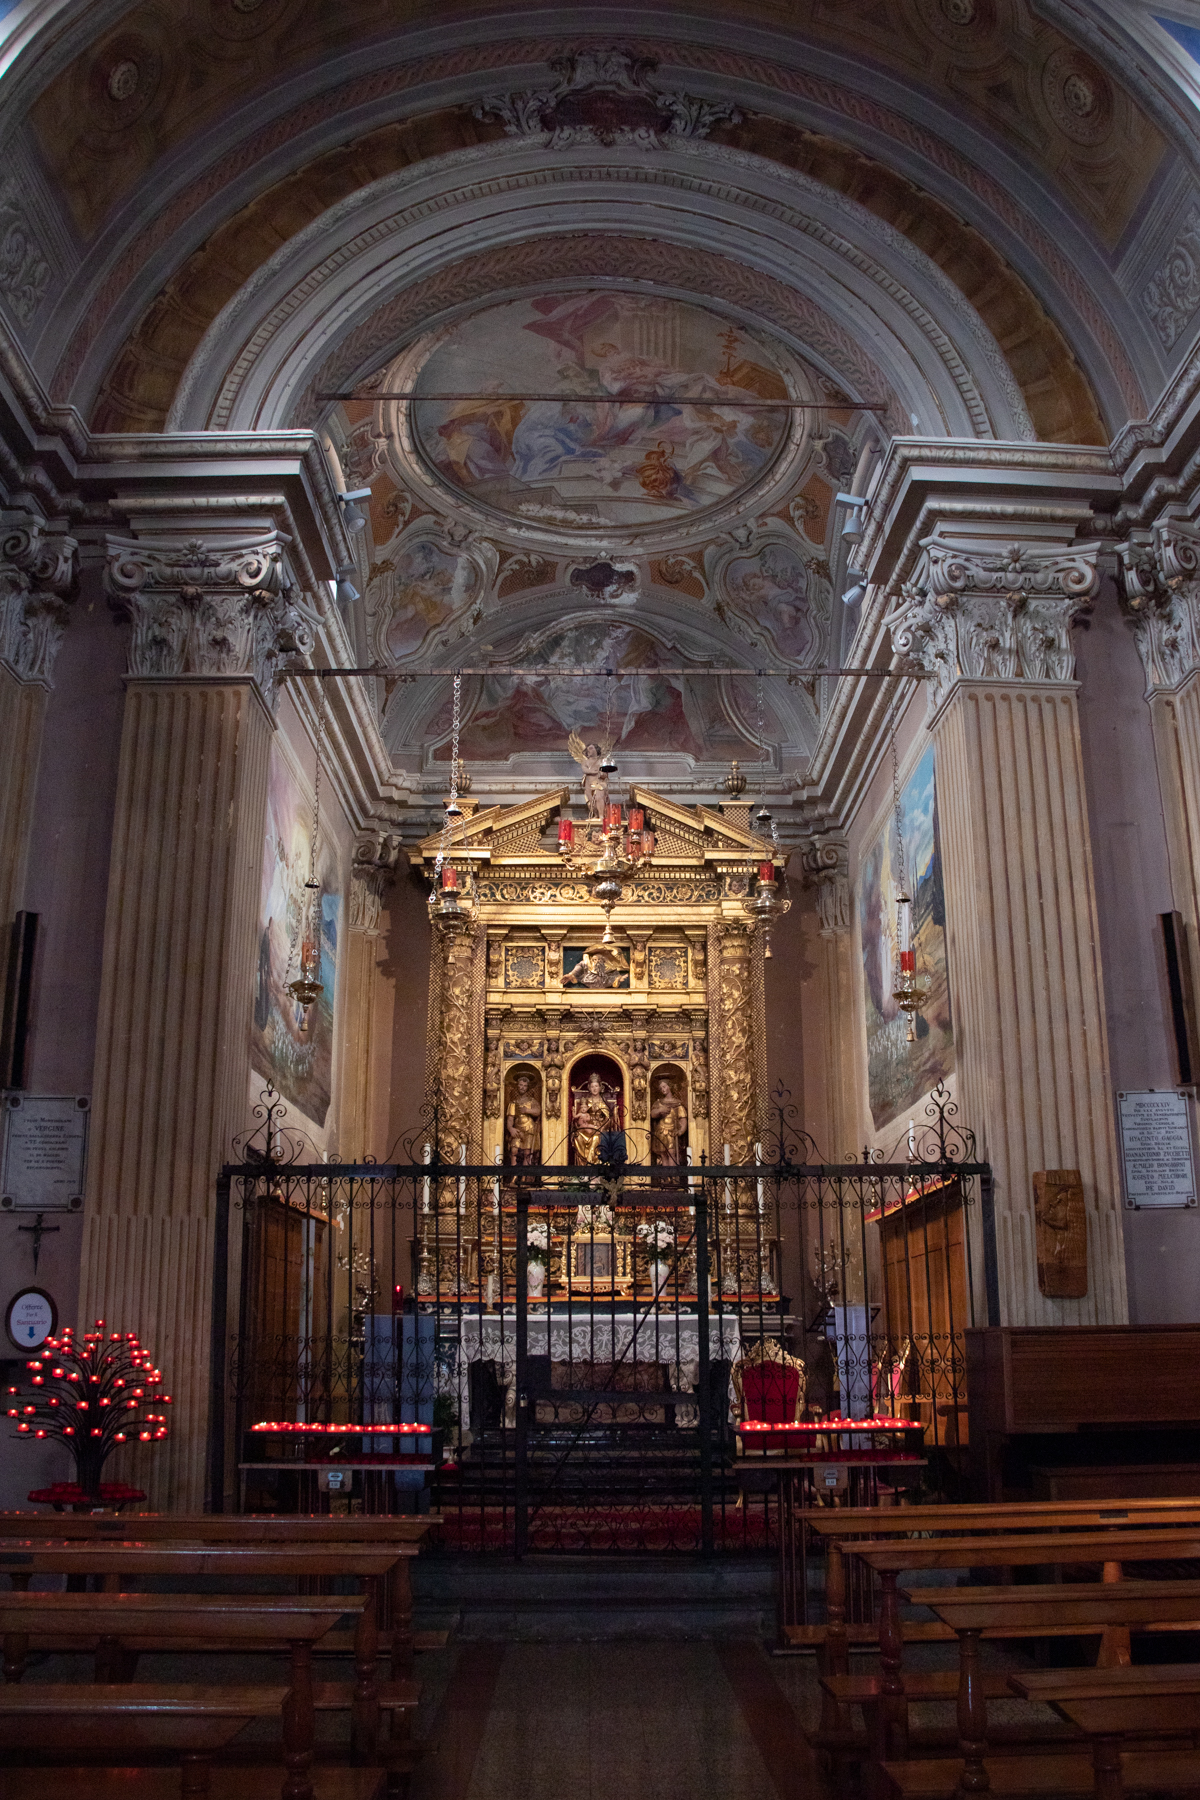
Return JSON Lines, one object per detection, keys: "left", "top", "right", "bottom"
{"left": 474, "top": 49, "right": 740, "bottom": 148}
{"left": 391, "top": 291, "right": 809, "bottom": 544}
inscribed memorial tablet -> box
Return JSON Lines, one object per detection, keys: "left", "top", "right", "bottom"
{"left": 1117, "top": 1089, "right": 1197, "bottom": 1208}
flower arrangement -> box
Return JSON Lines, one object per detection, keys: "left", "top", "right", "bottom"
{"left": 4, "top": 1320, "right": 171, "bottom": 1502}
{"left": 636, "top": 1218, "right": 676, "bottom": 1255}
{"left": 526, "top": 1220, "right": 550, "bottom": 1266}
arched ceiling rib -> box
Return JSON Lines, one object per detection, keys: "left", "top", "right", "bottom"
{"left": 0, "top": 5, "right": 1189, "bottom": 441}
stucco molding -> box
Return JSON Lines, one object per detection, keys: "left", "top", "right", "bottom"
{"left": 1119, "top": 518, "right": 1200, "bottom": 695}
{"left": 0, "top": 510, "right": 78, "bottom": 684}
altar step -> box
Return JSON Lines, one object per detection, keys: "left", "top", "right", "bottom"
{"left": 413, "top": 1552, "right": 776, "bottom": 1640}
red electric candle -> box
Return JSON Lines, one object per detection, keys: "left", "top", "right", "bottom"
{"left": 605, "top": 802, "right": 622, "bottom": 830}
{"left": 642, "top": 830, "right": 655, "bottom": 856}
{"left": 442, "top": 865, "right": 458, "bottom": 890}
{"left": 559, "top": 818, "right": 574, "bottom": 845}
{"left": 900, "top": 949, "right": 916, "bottom": 973}
{"left": 628, "top": 808, "right": 644, "bottom": 833}
{"left": 758, "top": 861, "right": 775, "bottom": 884}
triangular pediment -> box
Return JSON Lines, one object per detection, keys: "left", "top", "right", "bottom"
{"left": 630, "top": 787, "right": 774, "bottom": 859}
{"left": 415, "top": 787, "right": 570, "bottom": 860}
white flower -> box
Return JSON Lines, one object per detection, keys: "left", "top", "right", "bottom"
{"left": 636, "top": 1218, "right": 675, "bottom": 1251}
{"left": 527, "top": 1220, "right": 550, "bottom": 1251}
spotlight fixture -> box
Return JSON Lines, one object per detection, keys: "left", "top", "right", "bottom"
{"left": 335, "top": 568, "right": 360, "bottom": 607}
{"left": 842, "top": 568, "right": 867, "bottom": 608}
{"left": 337, "top": 487, "right": 372, "bottom": 533}
{"left": 837, "top": 491, "right": 867, "bottom": 543}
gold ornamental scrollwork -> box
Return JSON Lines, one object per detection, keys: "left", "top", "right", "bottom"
{"left": 717, "top": 924, "right": 755, "bottom": 1161}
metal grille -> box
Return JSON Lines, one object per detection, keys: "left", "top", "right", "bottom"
{"left": 211, "top": 1083, "right": 994, "bottom": 1565}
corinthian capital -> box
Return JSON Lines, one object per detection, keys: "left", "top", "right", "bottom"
{"left": 885, "top": 538, "right": 1101, "bottom": 716}
{"left": 800, "top": 838, "right": 850, "bottom": 937}
{"left": 104, "top": 531, "right": 316, "bottom": 697}
{"left": 0, "top": 513, "right": 78, "bottom": 684}
{"left": 350, "top": 823, "right": 404, "bottom": 937}
{"left": 1119, "top": 521, "right": 1200, "bottom": 693}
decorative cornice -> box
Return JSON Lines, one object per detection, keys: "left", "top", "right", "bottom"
{"left": 800, "top": 837, "right": 850, "bottom": 938}
{"left": 1119, "top": 519, "right": 1200, "bottom": 695}
{"left": 885, "top": 537, "right": 1102, "bottom": 717}
{"left": 103, "top": 530, "right": 314, "bottom": 696}
{"left": 0, "top": 512, "right": 78, "bottom": 685}
{"left": 474, "top": 48, "right": 740, "bottom": 148}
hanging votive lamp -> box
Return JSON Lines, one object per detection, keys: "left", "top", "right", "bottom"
{"left": 743, "top": 858, "right": 790, "bottom": 958}
{"left": 891, "top": 892, "right": 929, "bottom": 1042}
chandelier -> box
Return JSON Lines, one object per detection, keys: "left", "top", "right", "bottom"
{"left": 559, "top": 800, "right": 655, "bottom": 945}
{"left": 428, "top": 671, "right": 474, "bottom": 933}
{"left": 285, "top": 679, "right": 326, "bottom": 1007}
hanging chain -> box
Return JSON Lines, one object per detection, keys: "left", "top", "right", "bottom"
{"left": 890, "top": 721, "right": 908, "bottom": 898}
{"left": 755, "top": 670, "right": 768, "bottom": 801}
{"left": 308, "top": 677, "right": 325, "bottom": 889}
{"left": 435, "top": 672, "right": 462, "bottom": 882}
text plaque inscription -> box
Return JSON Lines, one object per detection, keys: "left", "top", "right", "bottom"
{"left": 1117, "top": 1089, "right": 1197, "bottom": 1208}
{"left": 0, "top": 1095, "right": 90, "bottom": 1211}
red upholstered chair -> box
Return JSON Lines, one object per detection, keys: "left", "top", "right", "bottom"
{"left": 731, "top": 1338, "right": 806, "bottom": 1424}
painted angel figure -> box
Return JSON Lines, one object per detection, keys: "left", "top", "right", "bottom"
{"left": 568, "top": 731, "right": 614, "bottom": 821}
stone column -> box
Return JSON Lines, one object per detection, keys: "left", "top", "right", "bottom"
{"left": 1120, "top": 522, "right": 1200, "bottom": 1031}
{"left": 0, "top": 513, "right": 77, "bottom": 1007}
{"left": 341, "top": 824, "right": 402, "bottom": 1160}
{"left": 887, "top": 534, "right": 1127, "bottom": 1325}
{"left": 79, "top": 526, "right": 313, "bottom": 1508}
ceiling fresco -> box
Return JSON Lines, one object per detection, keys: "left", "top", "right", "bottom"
{"left": 409, "top": 293, "right": 795, "bottom": 535}
{"left": 413, "top": 619, "right": 794, "bottom": 767}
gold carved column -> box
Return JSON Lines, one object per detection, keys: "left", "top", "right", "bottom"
{"left": 889, "top": 534, "right": 1126, "bottom": 1326}
{"left": 715, "top": 923, "right": 756, "bottom": 1161}
{"left": 79, "top": 525, "right": 308, "bottom": 1508}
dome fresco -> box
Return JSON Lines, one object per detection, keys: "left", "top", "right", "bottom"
{"left": 408, "top": 291, "right": 799, "bottom": 535}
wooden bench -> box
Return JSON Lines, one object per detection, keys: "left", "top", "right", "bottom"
{"left": 0, "top": 1515, "right": 440, "bottom": 1677}
{"left": 0, "top": 1543, "right": 402, "bottom": 1759}
{"left": 885, "top": 1579, "right": 1200, "bottom": 1796}
{"left": 814, "top": 1524, "right": 1200, "bottom": 1750}
{"left": 0, "top": 1682, "right": 288, "bottom": 1798}
{"left": 1008, "top": 1666, "right": 1200, "bottom": 1800}
{"left": 0, "top": 1592, "right": 394, "bottom": 1800}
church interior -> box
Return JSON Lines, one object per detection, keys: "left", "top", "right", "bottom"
{"left": 8, "top": 0, "right": 1200, "bottom": 1794}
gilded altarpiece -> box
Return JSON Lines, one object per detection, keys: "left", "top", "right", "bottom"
{"left": 411, "top": 788, "right": 778, "bottom": 1303}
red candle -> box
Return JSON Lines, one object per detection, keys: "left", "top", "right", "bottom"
{"left": 606, "top": 802, "right": 622, "bottom": 830}
{"left": 642, "top": 830, "right": 655, "bottom": 856}
{"left": 899, "top": 949, "right": 915, "bottom": 973}
{"left": 627, "top": 830, "right": 642, "bottom": 859}
{"left": 559, "top": 818, "right": 574, "bottom": 845}
{"left": 758, "top": 861, "right": 775, "bottom": 884}
{"left": 628, "top": 807, "right": 644, "bottom": 833}
{"left": 442, "top": 865, "right": 458, "bottom": 890}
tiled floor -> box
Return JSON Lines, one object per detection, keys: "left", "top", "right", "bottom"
{"left": 413, "top": 1640, "right": 824, "bottom": 1800}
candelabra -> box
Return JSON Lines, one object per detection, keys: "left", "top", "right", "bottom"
{"left": 558, "top": 803, "right": 655, "bottom": 945}
{"left": 891, "top": 892, "right": 929, "bottom": 1040}
{"left": 428, "top": 862, "right": 473, "bottom": 932}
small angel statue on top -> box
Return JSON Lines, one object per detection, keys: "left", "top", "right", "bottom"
{"left": 568, "top": 731, "right": 615, "bottom": 821}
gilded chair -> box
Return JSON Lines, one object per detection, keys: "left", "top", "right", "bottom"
{"left": 731, "top": 1337, "right": 806, "bottom": 1424}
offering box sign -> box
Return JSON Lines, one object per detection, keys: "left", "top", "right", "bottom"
{"left": 1117, "top": 1089, "right": 1198, "bottom": 1208}
{"left": 0, "top": 1095, "right": 89, "bottom": 1211}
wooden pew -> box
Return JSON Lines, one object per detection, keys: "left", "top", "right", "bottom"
{"left": 0, "top": 1683, "right": 289, "bottom": 1799}
{"left": 880, "top": 1579, "right": 1200, "bottom": 1797}
{"left": 0, "top": 1593, "right": 365, "bottom": 1800}
{"left": 0, "top": 1544, "right": 400, "bottom": 1758}
{"left": 0, "top": 1516, "right": 440, "bottom": 1678}
{"left": 1007, "top": 1667, "right": 1200, "bottom": 1800}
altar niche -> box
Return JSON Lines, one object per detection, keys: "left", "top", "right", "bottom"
{"left": 650, "top": 1063, "right": 689, "bottom": 1169}
{"left": 503, "top": 1063, "right": 543, "bottom": 1167}
{"left": 568, "top": 1052, "right": 626, "bottom": 1167}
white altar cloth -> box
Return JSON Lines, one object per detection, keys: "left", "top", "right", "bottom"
{"left": 446, "top": 1311, "right": 743, "bottom": 1426}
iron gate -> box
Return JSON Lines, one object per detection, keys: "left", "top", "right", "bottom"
{"left": 210, "top": 1083, "right": 995, "bottom": 1554}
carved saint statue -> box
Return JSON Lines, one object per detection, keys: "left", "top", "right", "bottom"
{"left": 649, "top": 1074, "right": 688, "bottom": 1167}
{"left": 568, "top": 731, "right": 614, "bottom": 821}
{"left": 571, "top": 1070, "right": 618, "bottom": 1166}
{"left": 505, "top": 1071, "right": 542, "bottom": 1166}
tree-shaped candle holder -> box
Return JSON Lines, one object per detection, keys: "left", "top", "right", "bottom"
{"left": 5, "top": 1319, "right": 171, "bottom": 1504}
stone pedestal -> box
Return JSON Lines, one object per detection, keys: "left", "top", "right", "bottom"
{"left": 79, "top": 527, "right": 309, "bottom": 1508}
{"left": 889, "top": 533, "right": 1127, "bottom": 1325}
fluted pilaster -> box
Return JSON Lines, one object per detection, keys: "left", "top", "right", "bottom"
{"left": 888, "top": 533, "right": 1126, "bottom": 1324}
{"left": 341, "top": 825, "right": 403, "bottom": 1160}
{"left": 80, "top": 526, "right": 307, "bottom": 1508}
{"left": 1120, "top": 521, "right": 1200, "bottom": 1035}
{"left": 0, "top": 512, "right": 77, "bottom": 948}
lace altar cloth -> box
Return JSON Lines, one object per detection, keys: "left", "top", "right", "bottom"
{"left": 446, "top": 1311, "right": 743, "bottom": 1426}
